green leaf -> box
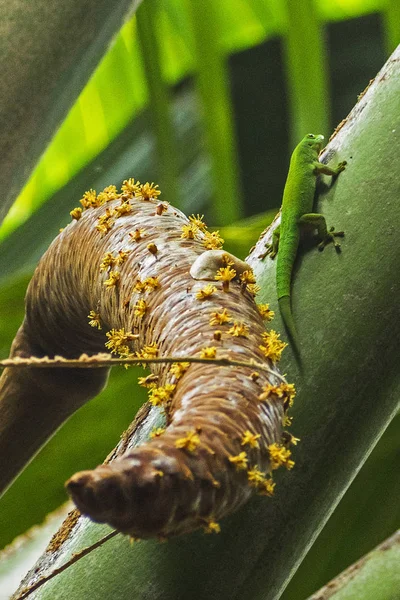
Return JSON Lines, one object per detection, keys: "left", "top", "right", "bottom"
{"left": 0, "top": 0, "right": 143, "bottom": 224}
{"left": 0, "top": 89, "right": 209, "bottom": 285}
{"left": 306, "top": 531, "right": 400, "bottom": 600}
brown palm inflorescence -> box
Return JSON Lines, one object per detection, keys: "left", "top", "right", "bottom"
{"left": 10, "top": 182, "right": 296, "bottom": 538}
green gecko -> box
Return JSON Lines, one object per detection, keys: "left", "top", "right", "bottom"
{"left": 261, "top": 133, "right": 346, "bottom": 357}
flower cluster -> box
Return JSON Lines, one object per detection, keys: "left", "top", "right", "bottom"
{"left": 209, "top": 309, "right": 232, "bottom": 326}
{"left": 181, "top": 223, "right": 198, "bottom": 240}
{"left": 133, "top": 299, "right": 147, "bottom": 319}
{"left": 133, "top": 276, "right": 160, "bottom": 294}
{"left": 203, "top": 230, "right": 224, "bottom": 250}
{"left": 259, "top": 330, "right": 287, "bottom": 362}
{"left": 215, "top": 265, "right": 237, "bottom": 292}
{"left": 199, "top": 346, "right": 217, "bottom": 359}
{"left": 104, "top": 271, "right": 120, "bottom": 288}
{"left": 169, "top": 362, "right": 190, "bottom": 380}
{"left": 257, "top": 303, "right": 275, "bottom": 321}
{"left": 228, "top": 321, "right": 249, "bottom": 337}
{"left": 258, "top": 382, "right": 296, "bottom": 407}
{"left": 105, "top": 328, "right": 138, "bottom": 357}
{"left": 175, "top": 430, "right": 200, "bottom": 452}
{"left": 196, "top": 284, "right": 217, "bottom": 300}
{"left": 87, "top": 310, "right": 102, "bottom": 330}
{"left": 148, "top": 384, "right": 176, "bottom": 407}
{"left": 268, "top": 443, "right": 295, "bottom": 470}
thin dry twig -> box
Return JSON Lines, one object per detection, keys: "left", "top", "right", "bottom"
{"left": 0, "top": 353, "right": 285, "bottom": 380}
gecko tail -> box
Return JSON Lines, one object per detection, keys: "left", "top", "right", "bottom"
{"left": 278, "top": 296, "right": 302, "bottom": 365}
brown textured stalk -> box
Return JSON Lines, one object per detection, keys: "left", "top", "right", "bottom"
{"left": 1, "top": 192, "right": 290, "bottom": 537}
{"left": 0, "top": 329, "right": 109, "bottom": 494}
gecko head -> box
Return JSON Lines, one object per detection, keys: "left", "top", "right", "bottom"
{"left": 303, "top": 133, "right": 324, "bottom": 153}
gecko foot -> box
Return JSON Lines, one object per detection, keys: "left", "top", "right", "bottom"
{"left": 318, "top": 227, "right": 345, "bottom": 252}
{"left": 336, "top": 161, "right": 347, "bottom": 174}
{"left": 258, "top": 244, "right": 277, "bottom": 260}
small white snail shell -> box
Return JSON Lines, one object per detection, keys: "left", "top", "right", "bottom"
{"left": 190, "top": 250, "right": 251, "bottom": 281}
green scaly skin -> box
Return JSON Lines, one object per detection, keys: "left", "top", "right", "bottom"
{"left": 261, "top": 133, "right": 347, "bottom": 358}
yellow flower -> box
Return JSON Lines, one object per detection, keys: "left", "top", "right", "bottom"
{"left": 121, "top": 178, "right": 141, "bottom": 197}
{"left": 103, "top": 185, "right": 119, "bottom": 200}
{"left": 169, "top": 362, "right": 190, "bottom": 379}
{"left": 247, "top": 466, "right": 266, "bottom": 487}
{"left": 80, "top": 189, "right": 97, "bottom": 209}
{"left": 148, "top": 384, "right": 176, "bottom": 407}
{"left": 239, "top": 269, "right": 256, "bottom": 285}
{"left": 196, "top": 284, "right": 217, "bottom": 300}
{"left": 87, "top": 310, "right": 102, "bottom": 330}
{"left": 221, "top": 254, "right": 234, "bottom": 267}
{"left": 259, "top": 382, "right": 296, "bottom": 406}
{"left": 138, "top": 374, "right": 158, "bottom": 388}
{"left": 228, "top": 451, "right": 248, "bottom": 470}
{"left": 259, "top": 330, "right": 287, "bottom": 362}
{"left": 228, "top": 322, "right": 249, "bottom": 337}
{"left": 96, "top": 222, "right": 113, "bottom": 235}
{"left": 283, "top": 415, "right": 293, "bottom": 427}
{"left": 241, "top": 430, "right": 261, "bottom": 449}
{"left": 105, "top": 328, "right": 138, "bottom": 355}
{"left": 246, "top": 283, "right": 261, "bottom": 297}
{"left": 96, "top": 208, "right": 115, "bottom": 235}
{"left": 150, "top": 427, "right": 166, "bottom": 439}
{"left": 287, "top": 435, "right": 300, "bottom": 446}
{"left": 209, "top": 309, "right": 232, "bottom": 326}
{"left": 257, "top": 303, "right": 275, "bottom": 321}
{"left": 258, "top": 478, "right": 276, "bottom": 497}
{"left": 104, "top": 271, "right": 120, "bottom": 288}
{"left": 199, "top": 346, "right": 217, "bottom": 359}
{"left": 203, "top": 520, "right": 221, "bottom": 534}
{"left": 116, "top": 250, "right": 130, "bottom": 265}
{"left": 133, "top": 278, "right": 146, "bottom": 293}
{"left": 181, "top": 223, "right": 198, "bottom": 239}
{"left": 140, "top": 182, "right": 161, "bottom": 200}
{"left": 189, "top": 214, "right": 207, "bottom": 231}
{"left": 215, "top": 266, "right": 237, "bottom": 282}
{"left": 129, "top": 228, "right": 146, "bottom": 242}
{"left": 70, "top": 207, "right": 82, "bottom": 220}
{"left": 99, "top": 252, "right": 115, "bottom": 272}
{"left": 140, "top": 343, "right": 158, "bottom": 356}
{"left": 215, "top": 266, "right": 237, "bottom": 292}
{"left": 143, "top": 276, "right": 160, "bottom": 291}
{"left": 268, "top": 443, "right": 295, "bottom": 470}
{"left": 114, "top": 200, "right": 132, "bottom": 216}
{"left": 136, "top": 342, "right": 158, "bottom": 360}
{"left": 96, "top": 185, "right": 119, "bottom": 205}
{"left": 175, "top": 430, "right": 200, "bottom": 452}
{"left": 133, "top": 299, "right": 147, "bottom": 319}
{"left": 203, "top": 230, "right": 224, "bottom": 250}
{"left": 97, "top": 208, "right": 115, "bottom": 224}
{"left": 133, "top": 276, "right": 159, "bottom": 294}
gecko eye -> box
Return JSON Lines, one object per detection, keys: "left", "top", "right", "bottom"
{"left": 306, "top": 134, "right": 315, "bottom": 139}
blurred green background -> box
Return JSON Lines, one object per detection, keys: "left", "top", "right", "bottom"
{"left": 0, "top": 1, "right": 398, "bottom": 598}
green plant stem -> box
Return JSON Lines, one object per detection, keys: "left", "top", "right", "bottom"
{"left": 136, "top": 0, "right": 180, "bottom": 205}
{"left": 382, "top": 2, "right": 400, "bottom": 55}
{"left": 307, "top": 531, "right": 400, "bottom": 600}
{"left": 0, "top": 0, "right": 142, "bottom": 223}
{"left": 186, "top": 0, "right": 242, "bottom": 225}
{"left": 283, "top": 0, "right": 330, "bottom": 145}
